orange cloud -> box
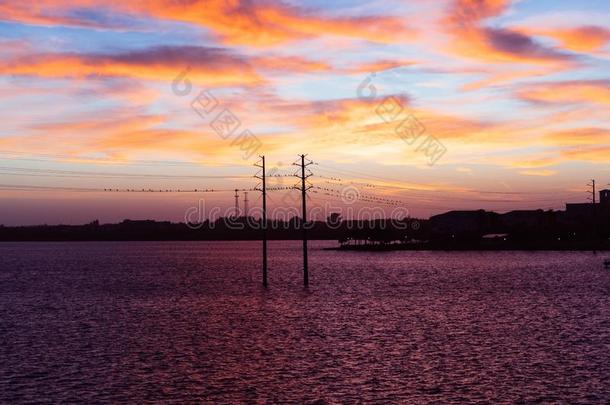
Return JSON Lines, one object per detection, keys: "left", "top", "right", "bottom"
{"left": 253, "top": 55, "right": 331, "bottom": 73}
{"left": 461, "top": 64, "right": 572, "bottom": 91}
{"left": 247, "top": 4, "right": 416, "bottom": 46}
{"left": 449, "top": 0, "right": 510, "bottom": 24}
{"left": 508, "top": 156, "right": 560, "bottom": 169}
{"left": 0, "top": 0, "right": 416, "bottom": 47}
{"left": 346, "top": 59, "right": 417, "bottom": 74}
{"left": 444, "top": 0, "right": 572, "bottom": 65}
{"left": 544, "top": 128, "right": 610, "bottom": 146}
{"left": 301, "top": 97, "right": 409, "bottom": 130}
{"left": 0, "top": 1, "right": 102, "bottom": 27}
{"left": 519, "top": 26, "right": 610, "bottom": 52}
{"left": 30, "top": 113, "right": 165, "bottom": 134}
{"left": 0, "top": 45, "right": 335, "bottom": 85}
{"left": 0, "top": 110, "right": 285, "bottom": 165}
{"left": 517, "top": 80, "right": 610, "bottom": 107}
{"left": 0, "top": 46, "right": 262, "bottom": 86}
{"left": 496, "top": 127, "right": 610, "bottom": 169}
{"left": 518, "top": 169, "right": 556, "bottom": 177}
{"left": 561, "top": 146, "right": 610, "bottom": 163}
{"left": 283, "top": 94, "right": 521, "bottom": 150}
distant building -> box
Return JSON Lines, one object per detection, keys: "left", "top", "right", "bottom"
{"left": 601, "top": 189, "right": 610, "bottom": 205}
{"left": 564, "top": 190, "right": 610, "bottom": 224}
{"left": 564, "top": 203, "right": 594, "bottom": 223}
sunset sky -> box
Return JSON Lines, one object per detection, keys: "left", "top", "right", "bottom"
{"left": 1, "top": 0, "right": 610, "bottom": 225}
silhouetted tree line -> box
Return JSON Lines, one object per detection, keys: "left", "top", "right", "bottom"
{"left": 0, "top": 217, "right": 426, "bottom": 242}
{"left": 1, "top": 209, "right": 609, "bottom": 250}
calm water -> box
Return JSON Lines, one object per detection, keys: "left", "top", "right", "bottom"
{"left": 1, "top": 241, "right": 610, "bottom": 403}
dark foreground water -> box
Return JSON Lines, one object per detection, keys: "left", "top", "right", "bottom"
{"left": 1, "top": 241, "right": 610, "bottom": 404}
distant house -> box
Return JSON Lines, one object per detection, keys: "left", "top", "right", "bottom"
{"left": 564, "top": 203, "right": 595, "bottom": 223}
{"left": 564, "top": 189, "right": 610, "bottom": 224}
{"left": 601, "top": 189, "right": 610, "bottom": 205}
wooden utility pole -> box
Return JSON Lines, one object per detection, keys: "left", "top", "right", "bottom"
{"left": 301, "top": 154, "right": 308, "bottom": 286}
{"left": 233, "top": 188, "right": 239, "bottom": 218}
{"left": 295, "top": 154, "right": 313, "bottom": 286}
{"left": 243, "top": 191, "right": 249, "bottom": 218}
{"left": 589, "top": 179, "right": 598, "bottom": 252}
{"left": 255, "top": 156, "right": 268, "bottom": 287}
{"left": 590, "top": 179, "right": 596, "bottom": 204}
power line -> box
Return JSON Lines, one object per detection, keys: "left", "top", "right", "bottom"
{"left": 0, "top": 184, "right": 102, "bottom": 192}
{"left": 311, "top": 178, "right": 582, "bottom": 205}
{"left": 0, "top": 184, "right": 253, "bottom": 193}
{"left": 316, "top": 163, "right": 580, "bottom": 196}
{"left": 0, "top": 166, "right": 253, "bottom": 180}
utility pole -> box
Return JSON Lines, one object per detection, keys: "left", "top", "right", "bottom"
{"left": 234, "top": 188, "right": 240, "bottom": 218}
{"left": 588, "top": 179, "right": 597, "bottom": 249}
{"left": 589, "top": 179, "right": 596, "bottom": 204}
{"left": 255, "top": 156, "right": 268, "bottom": 287}
{"left": 294, "top": 154, "right": 313, "bottom": 286}
{"left": 243, "top": 191, "right": 249, "bottom": 218}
